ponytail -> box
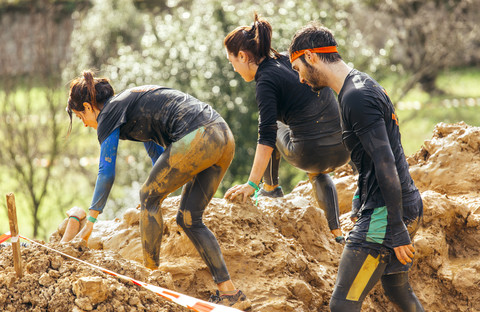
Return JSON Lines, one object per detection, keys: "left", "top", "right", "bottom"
{"left": 224, "top": 12, "right": 281, "bottom": 64}
{"left": 66, "top": 70, "right": 114, "bottom": 137}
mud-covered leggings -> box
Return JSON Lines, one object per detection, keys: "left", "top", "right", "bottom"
{"left": 263, "top": 121, "right": 350, "bottom": 231}
{"left": 139, "top": 118, "right": 235, "bottom": 284}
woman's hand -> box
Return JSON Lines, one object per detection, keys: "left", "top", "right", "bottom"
{"left": 75, "top": 220, "right": 94, "bottom": 242}
{"left": 66, "top": 206, "right": 86, "bottom": 220}
{"left": 224, "top": 183, "right": 256, "bottom": 202}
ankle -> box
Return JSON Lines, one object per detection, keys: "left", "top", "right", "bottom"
{"left": 263, "top": 184, "right": 279, "bottom": 192}
{"left": 219, "top": 289, "right": 239, "bottom": 296}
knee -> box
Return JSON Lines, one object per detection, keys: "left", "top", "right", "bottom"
{"left": 139, "top": 185, "right": 166, "bottom": 212}
{"left": 382, "top": 272, "right": 409, "bottom": 291}
{"left": 176, "top": 210, "right": 193, "bottom": 230}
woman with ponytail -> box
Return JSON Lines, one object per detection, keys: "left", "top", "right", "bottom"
{"left": 65, "top": 71, "right": 250, "bottom": 309}
{"left": 223, "top": 13, "right": 350, "bottom": 243}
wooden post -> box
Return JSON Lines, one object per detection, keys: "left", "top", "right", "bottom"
{"left": 6, "top": 193, "right": 23, "bottom": 278}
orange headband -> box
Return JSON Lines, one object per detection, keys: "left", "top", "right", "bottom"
{"left": 290, "top": 46, "right": 338, "bottom": 62}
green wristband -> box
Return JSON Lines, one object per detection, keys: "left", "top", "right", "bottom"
{"left": 247, "top": 180, "right": 260, "bottom": 191}
{"left": 87, "top": 215, "right": 97, "bottom": 223}
{"left": 247, "top": 180, "right": 260, "bottom": 206}
{"left": 69, "top": 216, "right": 80, "bottom": 223}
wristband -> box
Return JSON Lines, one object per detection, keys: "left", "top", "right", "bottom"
{"left": 69, "top": 216, "right": 80, "bottom": 223}
{"left": 87, "top": 215, "right": 97, "bottom": 223}
{"left": 247, "top": 180, "right": 260, "bottom": 191}
{"left": 247, "top": 180, "right": 260, "bottom": 206}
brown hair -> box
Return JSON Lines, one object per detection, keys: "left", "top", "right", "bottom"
{"left": 224, "top": 12, "right": 281, "bottom": 64}
{"left": 289, "top": 22, "right": 342, "bottom": 64}
{"left": 66, "top": 70, "right": 114, "bottom": 136}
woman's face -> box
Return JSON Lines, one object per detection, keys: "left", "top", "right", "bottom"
{"left": 226, "top": 50, "right": 256, "bottom": 82}
{"left": 72, "top": 102, "right": 99, "bottom": 129}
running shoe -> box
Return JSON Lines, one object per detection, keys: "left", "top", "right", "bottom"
{"left": 257, "top": 186, "right": 284, "bottom": 198}
{"left": 209, "top": 289, "right": 251, "bottom": 310}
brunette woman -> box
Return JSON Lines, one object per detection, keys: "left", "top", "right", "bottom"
{"left": 66, "top": 71, "right": 250, "bottom": 309}
{"left": 223, "top": 13, "right": 350, "bottom": 243}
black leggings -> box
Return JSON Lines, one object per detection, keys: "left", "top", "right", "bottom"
{"left": 263, "top": 121, "right": 350, "bottom": 230}
{"left": 330, "top": 244, "right": 424, "bottom": 311}
{"left": 139, "top": 118, "right": 235, "bottom": 284}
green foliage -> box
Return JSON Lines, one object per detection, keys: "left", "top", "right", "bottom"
{"left": 65, "top": 0, "right": 387, "bottom": 203}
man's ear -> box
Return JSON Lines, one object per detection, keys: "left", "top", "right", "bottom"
{"left": 304, "top": 50, "right": 317, "bottom": 65}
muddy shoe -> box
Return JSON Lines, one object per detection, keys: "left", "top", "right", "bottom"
{"left": 257, "top": 186, "right": 284, "bottom": 198}
{"left": 209, "top": 289, "right": 251, "bottom": 310}
{"left": 335, "top": 235, "right": 346, "bottom": 245}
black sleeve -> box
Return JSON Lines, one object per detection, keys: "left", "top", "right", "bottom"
{"left": 351, "top": 187, "right": 361, "bottom": 219}
{"left": 255, "top": 79, "right": 279, "bottom": 148}
{"left": 357, "top": 123, "right": 410, "bottom": 247}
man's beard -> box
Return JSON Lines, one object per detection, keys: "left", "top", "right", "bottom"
{"left": 305, "top": 63, "right": 327, "bottom": 92}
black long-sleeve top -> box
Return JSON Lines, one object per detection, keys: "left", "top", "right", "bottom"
{"left": 254, "top": 55, "right": 342, "bottom": 147}
{"left": 339, "top": 69, "right": 419, "bottom": 247}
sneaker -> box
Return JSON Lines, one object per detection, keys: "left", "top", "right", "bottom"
{"left": 335, "top": 236, "right": 346, "bottom": 245}
{"left": 209, "top": 289, "right": 251, "bottom": 310}
{"left": 257, "top": 186, "right": 284, "bottom": 198}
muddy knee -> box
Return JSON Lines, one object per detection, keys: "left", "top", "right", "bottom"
{"left": 176, "top": 209, "right": 193, "bottom": 230}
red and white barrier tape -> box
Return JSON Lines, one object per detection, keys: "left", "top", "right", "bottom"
{"left": 0, "top": 231, "right": 12, "bottom": 244}
{"left": 0, "top": 233, "right": 244, "bottom": 312}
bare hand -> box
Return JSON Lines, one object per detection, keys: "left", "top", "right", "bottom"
{"left": 393, "top": 244, "right": 415, "bottom": 265}
{"left": 224, "top": 183, "right": 255, "bottom": 202}
{"left": 66, "top": 206, "right": 86, "bottom": 220}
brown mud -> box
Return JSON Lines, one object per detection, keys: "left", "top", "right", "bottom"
{"left": 0, "top": 122, "right": 479, "bottom": 311}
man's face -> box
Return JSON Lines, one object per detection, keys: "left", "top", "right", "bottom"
{"left": 291, "top": 57, "right": 327, "bottom": 92}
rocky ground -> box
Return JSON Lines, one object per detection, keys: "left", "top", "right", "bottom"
{"left": 0, "top": 122, "right": 479, "bottom": 312}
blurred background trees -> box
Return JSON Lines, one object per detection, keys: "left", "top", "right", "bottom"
{"left": 1, "top": 0, "right": 479, "bottom": 239}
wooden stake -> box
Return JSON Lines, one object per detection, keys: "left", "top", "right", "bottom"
{"left": 6, "top": 193, "right": 23, "bottom": 278}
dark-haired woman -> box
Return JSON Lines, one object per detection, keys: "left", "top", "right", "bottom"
{"left": 223, "top": 13, "right": 350, "bottom": 243}
{"left": 66, "top": 71, "right": 250, "bottom": 309}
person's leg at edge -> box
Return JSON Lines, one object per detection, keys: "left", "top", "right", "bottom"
{"left": 308, "top": 172, "right": 343, "bottom": 239}
{"left": 382, "top": 271, "right": 424, "bottom": 311}
{"left": 330, "top": 244, "right": 388, "bottom": 312}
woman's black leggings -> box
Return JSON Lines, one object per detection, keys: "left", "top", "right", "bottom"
{"left": 263, "top": 121, "right": 350, "bottom": 231}
{"left": 139, "top": 118, "right": 235, "bottom": 284}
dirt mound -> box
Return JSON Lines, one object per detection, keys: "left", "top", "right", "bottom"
{"left": 1, "top": 122, "right": 479, "bottom": 311}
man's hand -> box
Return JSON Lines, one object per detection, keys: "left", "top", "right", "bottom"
{"left": 393, "top": 244, "right": 415, "bottom": 265}
{"left": 224, "top": 183, "right": 255, "bottom": 202}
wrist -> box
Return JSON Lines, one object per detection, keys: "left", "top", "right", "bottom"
{"left": 87, "top": 215, "right": 97, "bottom": 223}
{"left": 247, "top": 180, "right": 260, "bottom": 191}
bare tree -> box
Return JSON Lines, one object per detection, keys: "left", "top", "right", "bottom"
{"left": 360, "top": 0, "right": 480, "bottom": 100}
{"left": 0, "top": 2, "right": 76, "bottom": 238}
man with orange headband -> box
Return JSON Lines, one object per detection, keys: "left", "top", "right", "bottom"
{"left": 289, "top": 23, "right": 424, "bottom": 312}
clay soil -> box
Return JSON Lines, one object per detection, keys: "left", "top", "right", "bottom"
{"left": 1, "top": 122, "right": 479, "bottom": 312}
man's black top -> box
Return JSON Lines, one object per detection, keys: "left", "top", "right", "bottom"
{"left": 97, "top": 86, "right": 219, "bottom": 146}
{"left": 254, "top": 55, "right": 342, "bottom": 147}
{"left": 338, "top": 69, "right": 419, "bottom": 247}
